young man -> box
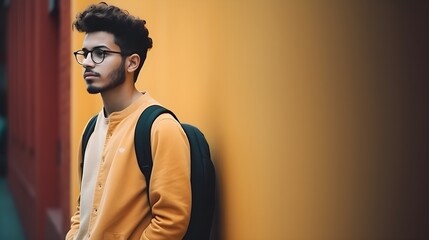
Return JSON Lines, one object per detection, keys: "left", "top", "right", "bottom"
{"left": 66, "top": 3, "right": 191, "bottom": 240}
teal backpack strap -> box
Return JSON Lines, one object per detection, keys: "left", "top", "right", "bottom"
{"left": 134, "top": 105, "right": 178, "bottom": 187}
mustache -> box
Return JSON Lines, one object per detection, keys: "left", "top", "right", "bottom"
{"left": 84, "top": 69, "right": 100, "bottom": 76}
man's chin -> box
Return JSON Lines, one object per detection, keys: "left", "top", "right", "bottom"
{"left": 87, "top": 86, "right": 101, "bottom": 94}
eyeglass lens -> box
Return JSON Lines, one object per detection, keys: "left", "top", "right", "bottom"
{"left": 75, "top": 49, "right": 105, "bottom": 64}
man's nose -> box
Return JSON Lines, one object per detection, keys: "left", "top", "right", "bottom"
{"left": 82, "top": 53, "right": 95, "bottom": 67}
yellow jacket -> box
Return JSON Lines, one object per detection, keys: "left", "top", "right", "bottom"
{"left": 66, "top": 93, "right": 191, "bottom": 240}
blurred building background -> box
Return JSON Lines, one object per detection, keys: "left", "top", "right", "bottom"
{"left": 0, "top": 0, "right": 6, "bottom": 176}
{"left": 1, "top": 0, "right": 429, "bottom": 240}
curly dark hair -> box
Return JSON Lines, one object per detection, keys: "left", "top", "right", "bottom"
{"left": 73, "top": 2, "right": 153, "bottom": 82}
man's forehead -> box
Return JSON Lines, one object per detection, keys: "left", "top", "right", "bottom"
{"left": 82, "top": 31, "right": 117, "bottom": 49}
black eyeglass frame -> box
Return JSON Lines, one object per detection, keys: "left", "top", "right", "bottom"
{"left": 73, "top": 49, "right": 127, "bottom": 65}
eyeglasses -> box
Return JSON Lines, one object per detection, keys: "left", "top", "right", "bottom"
{"left": 73, "top": 49, "right": 126, "bottom": 65}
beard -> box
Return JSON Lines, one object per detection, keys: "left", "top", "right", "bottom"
{"left": 87, "top": 59, "right": 126, "bottom": 94}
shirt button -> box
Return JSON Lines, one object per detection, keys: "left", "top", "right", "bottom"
{"left": 98, "top": 183, "right": 102, "bottom": 189}
{"left": 94, "top": 208, "right": 98, "bottom": 215}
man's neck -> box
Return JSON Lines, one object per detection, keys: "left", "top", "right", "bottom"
{"left": 101, "top": 87, "right": 142, "bottom": 116}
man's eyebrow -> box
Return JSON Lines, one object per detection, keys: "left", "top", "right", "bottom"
{"left": 82, "top": 45, "right": 111, "bottom": 51}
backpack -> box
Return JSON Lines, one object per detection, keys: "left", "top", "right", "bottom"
{"left": 81, "top": 105, "right": 216, "bottom": 240}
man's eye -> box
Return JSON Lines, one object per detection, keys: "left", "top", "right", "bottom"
{"left": 80, "top": 51, "right": 89, "bottom": 57}
{"left": 93, "top": 49, "right": 105, "bottom": 58}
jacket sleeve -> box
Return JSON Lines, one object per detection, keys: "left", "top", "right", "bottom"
{"left": 142, "top": 115, "right": 192, "bottom": 240}
{"left": 65, "top": 203, "right": 81, "bottom": 240}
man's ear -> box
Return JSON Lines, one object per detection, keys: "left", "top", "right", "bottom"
{"left": 126, "top": 54, "right": 141, "bottom": 73}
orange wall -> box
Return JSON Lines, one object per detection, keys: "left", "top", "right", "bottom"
{"left": 71, "top": 1, "right": 428, "bottom": 239}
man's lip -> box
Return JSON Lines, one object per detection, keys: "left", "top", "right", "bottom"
{"left": 84, "top": 72, "right": 99, "bottom": 78}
